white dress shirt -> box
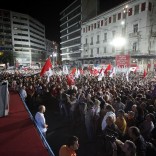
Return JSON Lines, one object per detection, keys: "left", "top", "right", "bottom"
{"left": 35, "top": 112, "right": 47, "bottom": 133}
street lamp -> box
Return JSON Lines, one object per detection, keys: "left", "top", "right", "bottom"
{"left": 110, "top": 37, "right": 126, "bottom": 48}
{"left": 50, "top": 52, "right": 57, "bottom": 66}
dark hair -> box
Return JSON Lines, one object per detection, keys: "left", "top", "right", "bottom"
{"left": 106, "top": 104, "right": 115, "bottom": 113}
{"left": 129, "top": 126, "right": 140, "bottom": 137}
{"left": 67, "top": 136, "right": 78, "bottom": 147}
{"left": 116, "top": 97, "right": 121, "bottom": 102}
{"left": 126, "top": 140, "right": 136, "bottom": 156}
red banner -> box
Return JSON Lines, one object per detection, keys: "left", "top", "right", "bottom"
{"left": 116, "top": 55, "right": 130, "bottom": 67}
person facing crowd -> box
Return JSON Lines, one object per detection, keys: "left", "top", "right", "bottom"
{"left": 59, "top": 135, "right": 79, "bottom": 156}
{"left": 35, "top": 105, "right": 48, "bottom": 137}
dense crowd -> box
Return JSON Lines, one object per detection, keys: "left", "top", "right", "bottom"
{"left": 1, "top": 68, "right": 156, "bottom": 156}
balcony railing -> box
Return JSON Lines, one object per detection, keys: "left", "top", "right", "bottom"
{"left": 129, "top": 31, "right": 140, "bottom": 38}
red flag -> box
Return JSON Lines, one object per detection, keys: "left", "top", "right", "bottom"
{"left": 104, "top": 64, "right": 111, "bottom": 75}
{"left": 143, "top": 69, "right": 147, "bottom": 78}
{"left": 70, "top": 67, "right": 77, "bottom": 75}
{"left": 67, "top": 74, "right": 75, "bottom": 86}
{"left": 93, "top": 69, "right": 99, "bottom": 76}
{"left": 79, "top": 68, "right": 84, "bottom": 75}
{"left": 40, "top": 58, "right": 52, "bottom": 76}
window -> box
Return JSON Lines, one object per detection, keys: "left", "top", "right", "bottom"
{"left": 109, "top": 17, "right": 111, "bottom": 23}
{"left": 128, "top": 8, "right": 133, "bottom": 16}
{"left": 123, "top": 12, "right": 127, "bottom": 19}
{"left": 133, "top": 42, "right": 137, "bottom": 51}
{"left": 118, "top": 13, "right": 121, "bottom": 20}
{"left": 104, "top": 33, "right": 107, "bottom": 41}
{"left": 101, "top": 20, "right": 103, "bottom": 26}
{"left": 91, "top": 24, "right": 93, "bottom": 30}
{"left": 85, "top": 38, "right": 87, "bottom": 44}
{"left": 97, "top": 48, "right": 99, "bottom": 54}
{"left": 112, "top": 31, "right": 116, "bottom": 38}
{"left": 94, "top": 23, "right": 96, "bottom": 29}
{"left": 133, "top": 24, "right": 138, "bottom": 33}
{"left": 141, "top": 2, "right": 146, "bottom": 12}
{"left": 134, "top": 5, "right": 139, "bottom": 15}
{"left": 90, "top": 37, "right": 93, "bottom": 45}
{"left": 91, "top": 49, "right": 93, "bottom": 56}
{"left": 104, "top": 47, "right": 106, "bottom": 53}
{"left": 97, "top": 35, "right": 100, "bottom": 44}
{"left": 83, "top": 28, "right": 85, "bottom": 33}
{"left": 149, "top": 2, "right": 152, "bottom": 11}
{"left": 88, "top": 26, "right": 90, "bottom": 31}
{"left": 113, "top": 14, "right": 116, "bottom": 23}
{"left": 105, "top": 18, "right": 107, "bottom": 26}
{"left": 97, "top": 21, "right": 100, "bottom": 28}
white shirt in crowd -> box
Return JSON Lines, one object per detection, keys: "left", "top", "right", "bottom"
{"left": 35, "top": 112, "right": 47, "bottom": 133}
{"left": 20, "top": 88, "right": 27, "bottom": 100}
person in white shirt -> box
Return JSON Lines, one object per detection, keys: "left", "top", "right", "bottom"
{"left": 20, "top": 86, "right": 27, "bottom": 101}
{"left": 35, "top": 105, "right": 48, "bottom": 137}
{"left": 101, "top": 104, "right": 116, "bottom": 131}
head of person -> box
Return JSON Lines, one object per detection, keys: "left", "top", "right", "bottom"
{"left": 105, "top": 104, "right": 115, "bottom": 113}
{"left": 128, "top": 126, "right": 140, "bottom": 140}
{"left": 145, "top": 113, "right": 155, "bottom": 123}
{"left": 38, "top": 105, "right": 46, "bottom": 113}
{"left": 127, "top": 111, "right": 135, "bottom": 120}
{"left": 67, "top": 136, "right": 79, "bottom": 151}
{"left": 122, "top": 140, "right": 136, "bottom": 156}
{"left": 94, "top": 99, "right": 101, "bottom": 107}
{"left": 116, "top": 97, "right": 121, "bottom": 103}
{"left": 117, "top": 109, "right": 125, "bottom": 118}
{"left": 106, "top": 115, "right": 115, "bottom": 126}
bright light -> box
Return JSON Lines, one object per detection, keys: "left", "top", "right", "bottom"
{"left": 110, "top": 37, "right": 126, "bottom": 47}
{"left": 121, "top": 21, "right": 125, "bottom": 25}
{"left": 53, "top": 53, "right": 57, "bottom": 57}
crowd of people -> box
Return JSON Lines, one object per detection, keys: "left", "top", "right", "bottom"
{"left": 1, "top": 67, "right": 156, "bottom": 156}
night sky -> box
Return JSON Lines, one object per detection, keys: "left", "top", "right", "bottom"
{"left": 1, "top": 0, "right": 126, "bottom": 43}
{"left": 1, "top": 0, "right": 75, "bottom": 42}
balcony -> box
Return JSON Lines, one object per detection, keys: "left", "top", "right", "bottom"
{"left": 129, "top": 31, "right": 140, "bottom": 38}
{"left": 83, "top": 55, "right": 88, "bottom": 58}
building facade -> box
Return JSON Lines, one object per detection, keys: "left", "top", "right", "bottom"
{"left": 11, "top": 11, "right": 46, "bottom": 67}
{"left": 0, "top": 9, "right": 46, "bottom": 67}
{"left": 60, "top": 0, "right": 82, "bottom": 66}
{"left": 81, "top": 0, "right": 156, "bottom": 70}
{"left": 0, "top": 10, "right": 13, "bottom": 65}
